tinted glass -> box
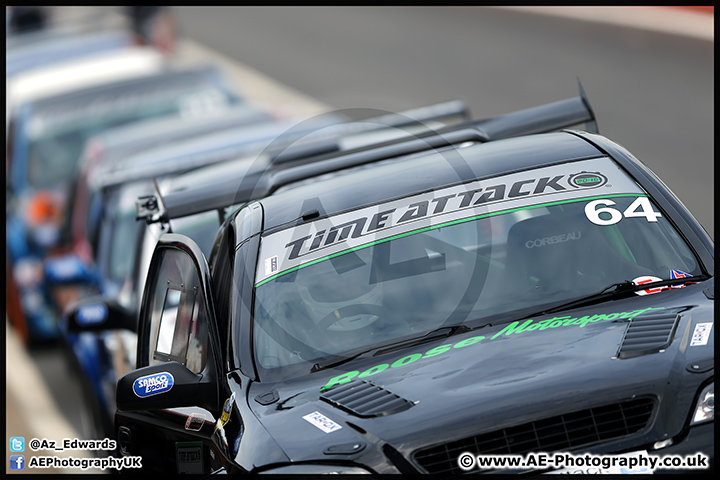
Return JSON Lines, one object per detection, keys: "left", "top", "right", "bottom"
{"left": 24, "top": 84, "right": 239, "bottom": 190}
{"left": 251, "top": 158, "right": 703, "bottom": 381}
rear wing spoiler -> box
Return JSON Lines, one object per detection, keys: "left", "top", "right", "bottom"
{"left": 268, "top": 99, "right": 471, "bottom": 164}
{"left": 136, "top": 99, "right": 471, "bottom": 224}
{"left": 473, "top": 79, "right": 596, "bottom": 140}
{"left": 138, "top": 81, "right": 596, "bottom": 225}
{"left": 265, "top": 80, "right": 596, "bottom": 193}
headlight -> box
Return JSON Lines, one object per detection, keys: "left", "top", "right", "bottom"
{"left": 260, "top": 464, "right": 371, "bottom": 474}
{"left": 691, "top": 382, "right": 714, "bottom": 425}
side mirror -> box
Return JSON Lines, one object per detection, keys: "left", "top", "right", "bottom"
{"left": 44, "top": 253, "right": 99, "bottom": 286}
{"left": 116, "top": 361, "right": 218, "bottom": 412}
{"left": 64, "top": 297, "right": 137, "bottom": 333}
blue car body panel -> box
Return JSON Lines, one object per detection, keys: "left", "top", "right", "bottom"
{"left": 7, "top": 65, "right": 245, "bottom": 343}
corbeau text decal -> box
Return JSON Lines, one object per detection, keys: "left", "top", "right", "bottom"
{"left": 133, "top": 372, "right": 174, "bottom": 398}
{"left": 525, "top": 231, "right": 582, "bottom": 249}
{"left": 257, "top": 158, "right": 643, "bottom": 286}
{"left": 320, "top": 307, "right": 666, "bottom": 391}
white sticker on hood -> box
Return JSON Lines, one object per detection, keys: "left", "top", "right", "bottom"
{"left": 302, "top": 411, "right": 342, "bottom": 433}
{"left": 690, "top": 323, "right": 712, "bottom": 346}
{"left": 264, "top": 256, "right": 278, "bottom": 276}
{"left": 632, "top": 276, "right": 664, "bottom": 295}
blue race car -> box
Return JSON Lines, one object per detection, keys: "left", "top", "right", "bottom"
{"left": 7, "top": 63, "right": 244, "bottom": 343}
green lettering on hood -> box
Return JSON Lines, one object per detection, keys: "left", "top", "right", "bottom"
{"left": 491, "top": 307, "right": 661, "bottom": 339}
{"left": 320, "top": 306, "right": 665, "bottom": 391}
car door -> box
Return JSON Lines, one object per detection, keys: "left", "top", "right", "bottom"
{"left": 115, "top": 233, "right": 225, "bottom": 475}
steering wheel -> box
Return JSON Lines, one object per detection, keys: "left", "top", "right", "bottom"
{"left": 316, "top": 304, "right": 392, "bottom": 331}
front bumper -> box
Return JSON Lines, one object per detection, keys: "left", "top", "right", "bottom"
{"left": 652, "top": 421, "right": 713, "bottom": 474}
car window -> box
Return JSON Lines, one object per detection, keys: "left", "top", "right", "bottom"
{"left": 250, "top": 158, "right": 703, "bottom": 382}
{"left": 169, "top": 210, "right": 222, "bottom": 258}
{"left": 98, "top": 187, "right": 224, "bottom": 308}
{"left": 107, "top": 205, "right": 145, "bottom": 285}
{"left": 145, "top": 248, "right": 209, "bottom": 374}
{"left": 21, "top": 84, "right": 240, "bottom": 190}
{"left": 97, "top": 183, "right": 151, "bottom": 294}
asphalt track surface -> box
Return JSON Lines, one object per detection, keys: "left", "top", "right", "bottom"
{"left": 5, "top": 6, "right": 713, "bottom": 475}
{"left": 172, "top": 6, "right": 713, "bottom": 239}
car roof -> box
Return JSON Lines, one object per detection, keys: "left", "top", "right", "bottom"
{"left": 150, "top": 104, "right": 477, "bottom": 225}
{"left": 7, "top": 47, "right": 165, "bottom": 113}
{"left": 5, "top": 23, "right": 89, "bottom": 50}
{"left": 23, "top": 63, "right": 240, "bottom": 139}
{"left": 31, "top": 62, "right": 234, "bottom": 106}
{"left": 257, "top": 131, "right": 604, "bottom": 231}
{"left": 82, "top": 104, "right": 273, "bottom": 156}
{"left": 89, "top": 114, "right": 347, "bottom": 191}
{"left": 143, "top": 95, "right": 596, "bottom": 226}
{"left": 78, "top": 106, "right": 276, "bottom": 200}
{"left": 6, "top": 30, "right": 132, "bottom": 79}
{"left": 88, "top": 100, "right": 468, "bottom": 184}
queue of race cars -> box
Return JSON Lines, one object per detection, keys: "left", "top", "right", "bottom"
{"left": 6, "top": 9, "right": 713, "bottom": 476}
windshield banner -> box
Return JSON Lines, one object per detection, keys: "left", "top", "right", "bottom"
{"left": 256, "top": 158, "right": 644, "bottom": 286}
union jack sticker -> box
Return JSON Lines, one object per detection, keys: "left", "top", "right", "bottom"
{"left": 669, "top": 269, "right": 692, "bottom": 289}
{"left": 670, "top": 269, "right": 691, "bottom": 279}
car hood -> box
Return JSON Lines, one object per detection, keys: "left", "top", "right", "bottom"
{"left": 247, "top": 282, "right": 713, "bottom": 472}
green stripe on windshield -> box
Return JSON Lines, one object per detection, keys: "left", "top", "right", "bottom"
{"left": 254, "top": 193, "right": 646, "bottom": 288}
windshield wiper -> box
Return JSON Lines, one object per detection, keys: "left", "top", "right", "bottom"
{"left": 310, "top": 323, "right": 482, "bottom": 373}
{"left": 536, "top": 275, "right": 708, "bottom": 316}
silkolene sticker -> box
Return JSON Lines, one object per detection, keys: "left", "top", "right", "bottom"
{"left": 255, "top": 158, "right": 644, "bottom": 286}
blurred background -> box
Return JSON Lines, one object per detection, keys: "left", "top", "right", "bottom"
{"left": 6, "top": 5, "right": 713, "bottom": 475}
{"left": 168, "top": 6, "right": 713, "bottom": 238}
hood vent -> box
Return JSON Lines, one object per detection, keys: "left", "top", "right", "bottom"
{"left": 320, "top": 379, "right": 414, "bottom": 418}
{"left": 413, "top": 397, "right": 655, "bottom": 475}
{"left": 617, "top": 312, "right": 680, "bottom": 359}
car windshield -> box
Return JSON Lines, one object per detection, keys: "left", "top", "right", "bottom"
{"left": 103, "top": 190, "right": 222, "bottom": 296}
{"left": 251, "top": 158, "right": 703, "bottom": 381}
{"left": 24, "top": 86, "right": 238, "bottom": 190}
{"left": 107, "top": 205, "right": 145, "bottom": 285}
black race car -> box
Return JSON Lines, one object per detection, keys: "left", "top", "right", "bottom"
{"left": 109, "top": 86, "right": 713, "bottom": 475}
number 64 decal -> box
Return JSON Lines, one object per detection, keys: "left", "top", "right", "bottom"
{"left": 585, "top": 197, "right": 662, "bottom": 226}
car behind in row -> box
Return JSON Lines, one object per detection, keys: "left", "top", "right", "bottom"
{"left": 108, "top": 88, "right": 712, "bottom": 474}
